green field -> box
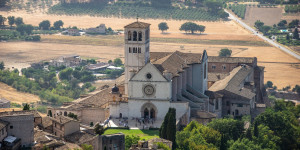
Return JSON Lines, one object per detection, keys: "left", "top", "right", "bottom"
{"left": 103, "top": 129, "right": 159, "bottom": 140}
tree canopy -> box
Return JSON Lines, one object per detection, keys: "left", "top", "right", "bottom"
{"left": 54, "top": 20, "right": 64, "bottom": 30}
{"left": 219, "top": 48, "right": 232, "bottom": 57}
{"left": 39, "top": 20, "right": 51, "bottom": 30}
{"left": 15, "top": 17, "right": 24, "bottom": 26}
{"left": 158, "top": 22, "right": 169, "bottom": 33}
{"left": 160, "top": 108, "right": 176, "bottom": 149}
{"left": 16, "top": 24, "right": 34, "bottom": 35}
{"left": 113, "top": 58, "right": 123, "bottom": 67}
{"left": 7, "top": 16, "right": 15, "bottom": 27}
{"left": 0, "top": 15, "right": 6, "bottom": 26}
{"left": 180, "top": 22, "right": 205, "bottom": 34}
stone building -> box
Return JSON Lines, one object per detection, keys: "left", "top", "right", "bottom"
{"left": 0, "top": 111, "right": 34, "bottom": 147}
{"left": 0, "top": 120, "right": 8, "bottom": 141}
{"left": 86, "top": 24, "right": 106, "bottom": 34}
{"left": 208, "top": 65, "right": 256, "bottom": 117}
{"left": 110, "top": 21, "right": 214, "bottom": 127}
{"left": 0, "top": 98, "right": 10, "bottom": 108}
{"left": 207, "top": 56, "right": 265, "bottom": 103}
{"left": 49, "top": 54, "right": 82, "bottom": 67}
{"left": 51, "top": 115, "right": 80, "bottom": 139}
{"left": 130, "top": 138, "right": 172, "bottom": 150}
{"left": 47, "top": 86, "right": 113, "bottom": 125}
{"left": 99, "top": 133, "right": 125, "bottom": 150}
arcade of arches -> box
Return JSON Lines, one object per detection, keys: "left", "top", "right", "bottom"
{"left": 140, "top": 102, "right": 157, "bottom": 119}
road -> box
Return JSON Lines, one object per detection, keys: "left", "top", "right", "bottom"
{"left": 224, "top": 9, "right": 300, "bottom": 60}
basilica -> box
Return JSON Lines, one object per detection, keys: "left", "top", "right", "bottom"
{"left": 48, "top": 21, "right": 266, "bottom": 128}
{"left": 109, "top": 21, "right": 213, "bottom": 126}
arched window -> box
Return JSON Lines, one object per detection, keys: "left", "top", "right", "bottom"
{"left": 133, "top": 31, "right": 137, "bottom": 41}
{"left": 144, "top": 108, "right": 149, "bottom": 118}
{"left": 138, "top": 47, "right": 141, "bottom": 53}
{"left": 128, "top": 31, "right": 132, "bottom": 41}
{"left": 204, "top": 63, "right": 207, "bottom": 79}
{"left": 138, "top": 31, "right": 142, "bottom": 41}
{"left": 150, "top": 108, "right": 155, "bottom": 119}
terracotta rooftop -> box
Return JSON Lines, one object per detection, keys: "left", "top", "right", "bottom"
{"left": 42, "top": 116, "right": 52, "bottom": 128}
{"left": 208, "top": 56, "right": 255, "bottom": 64}
{"left": 0, "top": 110, "right": 39, "bottom": 117}
{"left": 51, "top": 115, "right": 77, "bottom": 124}
{"left": 209, "top": 65, "right": 256, "bottom": 100}
{"left": 124, "top": 21, "right": 151, "bottom": 28}
{"left": 208, "top": 73, "right": 229, "bottom": 82}
{"left": 65, "top": 131, "right": 97, "bottom": 144}
{"left": 150, "top": 51, "right": 203, "bottom": 77}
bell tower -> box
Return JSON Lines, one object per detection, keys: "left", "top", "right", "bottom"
{"left": 124, "top": 21, "right": 151, "bottom": 95}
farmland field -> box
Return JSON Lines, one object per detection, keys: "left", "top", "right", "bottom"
{"left": 0, "top": 82, "right": 40, "bottom": 104}
{"left": 244, "top": 7, "right": 283, "bottom": 26}
{"left": 0, "top": 37, "right": 299, "bottom": 88}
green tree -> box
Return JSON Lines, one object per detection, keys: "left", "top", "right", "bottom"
{"left": 288, "top": 19, "right": 299, "bottom": 28}
{"left": 81, "top": 144, "right": 93, "bottom": 150}
{"left": 252, "top": 124, "right": 280, "bottom": 150}
{"left": 205, "top": 0, "right": 223, "bottom": 14}
{"left": 156, "top": 142, "right": 170, "bottom": 150}
{"left": 0, "top": 61, "right": 4, "bottom": 70}
{"left": 208, "top": 118, "right": 244, "bottom": 142}
{"left": 7, "top": 16, "right": 15, "bottom": 27}
{"left": 166, "top": 108, "right": 176, "bottom": 149}
{"left": 94, "top": 123, "right": 104, "bottom": 135}
{"left": 113, "top": 58, "right": 123, "bottom": 67}
{"left": 53, "top": 20, "right": 64, "bottom": 30}
{"left": 0, "top": 0, "right": 9, "bottom": 7}
{"left": 180, "top": 22, "right": 205, "bottom": 34}
{"left": 293, "top": 28, "right": 299, "bottom": 40}
{"left": 265, "top": 81, "right": 273, "bottom": 88}
{"left": 286, "top": 34, "right": 290, "bottom": 40}
{"left": 0, "top": 15, "right": 6, "bottom": 26}
{"left": 158, "top": 22, "right": 169, "bottom": 33}
{"left": 219, "top": 48, "right": 232, "bottom": 57}
{"left": 125, "top": 135, "right": 140, "bottom": 150}
{"left": 254, "top": 109, "right": 299, "bottom": 150}
{"left": 59, "top": 68, "right": 73, "bottom": 80}
{"left": 228, "top": 138, "right": 262, "bottom": 150}
{"left": 39, "top": 20, "right": 51, "bottom": 30}
{"left": 15, "top": 17, "right": 24, "bottom": 26}
{"left": 277, "top": 20, "right": 287, "bottom": 28}
{"left": 255, "top": 20, "right": 264, "bottom": 29}
{"left": 23, "top": 103, "right": 30, "bottom": 110}
{"left": 16, "top": 24, "right": 34, "bottom": 35}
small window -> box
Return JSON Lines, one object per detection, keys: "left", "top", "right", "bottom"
{"left": 227, "top": 110, "right": 230, "bottom": 114}
{"left": 138, "top": 31, "right": 142, "bottom": 41}
{"left": 128, "top": 31, "right": 132, "bottom": 41}
{"left": 10, "top": 126, "right": 13, "bottom": 129}
{"left": 215, "top": 100, "right": 219, "bottom": 110}
{"left": 222, "top": 65, "right": 226, "bottom": 70}
{"left": 138, "top": 48, "right": 141, "bottom": 53}
{"left": 133, "top": 48, "right": 137, "bottom": 53}
{"left": 212, "top": 65, "right": 216, "bottom": 69}
{"left": 146, "top": 73, "right": 152, "bottom": 79}
{"left": 237, "top": 104, "right": 243, "bottom": 107}
{"left": 129, "top": 47, "right": 132, "bottom": 53}
{"left": 133, "top": 31, "right": 137, "bottom": 41}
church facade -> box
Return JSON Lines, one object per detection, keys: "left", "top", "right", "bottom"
{"left": 109, "top": 21, "right": 211, "bottom": 125}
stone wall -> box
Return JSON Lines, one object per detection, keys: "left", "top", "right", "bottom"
{"left": 82, "top": 108, "right": 106, "bottom": 125}
{"left": 0, "top": 114, "right": 34, "bottom": 146}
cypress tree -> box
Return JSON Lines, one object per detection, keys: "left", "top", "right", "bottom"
{"left": 293, "top": 28, "right": 299, "bottom": 40}
{"left": 220, "top": 134, "right": 226, "bottom": 150}
{"left": 23, "top": 103, "right": 30, "bottom": 110}
{"left": 253, "top": 121, "right": 259, "bottom": 137}
{"left": 166, "top": 108, "right": 176, "bottom": 149}
{"left": 159, "top": 110, "right": 170, "bottom": 139}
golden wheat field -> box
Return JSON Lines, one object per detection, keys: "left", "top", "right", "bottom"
{"left": 0, "top": 39, "right": 299, "bottom": 88}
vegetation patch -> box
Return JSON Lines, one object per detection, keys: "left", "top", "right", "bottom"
{"left": 103, "top": 129, "right": 159, "bottom": 141}
{"left": 49, "top": 2, "right": 221, "bottom": 21}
